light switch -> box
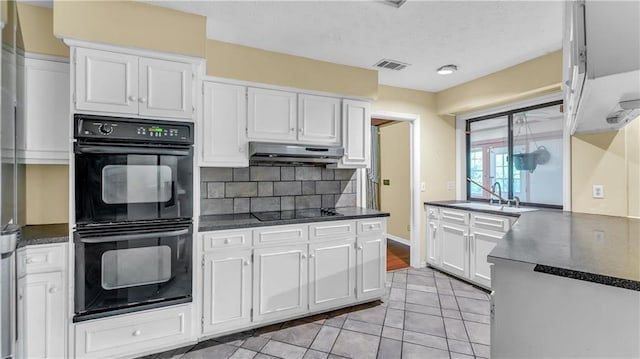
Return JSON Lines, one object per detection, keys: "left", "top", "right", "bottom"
{"left": 447, "top": 181, "right": 455, "bottom": 190}
{"left": 420, "top": 182, "right": 426, "bottom": 192}
{"left": 592, "top": 185, "right": 604, "bottom": 199}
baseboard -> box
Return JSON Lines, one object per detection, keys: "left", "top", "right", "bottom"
{"left": 387, "top": 234, "right": 410, "bottom": 246}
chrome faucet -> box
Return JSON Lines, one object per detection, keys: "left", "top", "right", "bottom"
{"left": 490, "top": 181, "right": 502, "bottom": 205}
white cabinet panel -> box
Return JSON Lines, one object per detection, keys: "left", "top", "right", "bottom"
{"left": 426, "top": 219, "right": 440, "bottom": 266}
{"left": 201, "top": 82, "right": 248, "bottom": 167}
{"left": 469, "top": 228, "right": 502, "bottom": 288}
{"left": 309, "top": 239, "right": 356, "bottom": 310}
{"left": 341, "top": 99, "right": 370, "bottom": 168}
{"left": 17, "top": 271, "right": 64, "bottom": 359}
{"left": 439, "top": 222, "right": 468, "bottom": 278}
{"left": 356, "top": 235, "right": 385, "bottom": 300}
{"left": 297, "top": 94, "right": 341, "bottom": 145}
{"left": 202, "top": 250, "right": 252, "bottom": 334}
{"left": 139, "top": 57, "right": 193, "bottom": 119}
{"left": 253, "top": 245, "right": 308, "bottom": 322}
{"left": 247, "top": 88, "right": 297, "bottom": 142}
{"left": 75, "top": 47, "right": 138, "bottom": 114}
{"left": 18, "top": 58, "right": 69, "bottom": 164}
{"left": 74, "top": 304, "right": 192, "bottom": 359}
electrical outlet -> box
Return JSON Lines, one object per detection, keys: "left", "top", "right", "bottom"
{"left": 420, "top": 182, "right": 426, "bottom": 192}
{"left": 383, "top": 179, "right": 390, "bottom": 186}
{"left": 592, "top": 185, "right": 604, "bottom": 199}
{"left": 447, "top": 181, "right": 455, "bottom": 190}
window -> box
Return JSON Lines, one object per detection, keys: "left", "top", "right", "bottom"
{"left": 466, "top": 101, "right": 563, "bottom": 207}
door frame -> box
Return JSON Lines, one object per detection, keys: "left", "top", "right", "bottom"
{"left": 358, "top": 111, "right": 421, "bottom": 268}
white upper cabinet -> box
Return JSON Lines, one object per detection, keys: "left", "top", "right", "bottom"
{"left": 139, "top": 57, "right": 193, "bottom": 119}
{"left": 75, "top": 47, "right": 139, "bottom": 115}
{"left": 340, "top": 99, "right": 371, "bottom": 168}
{"left": 247, "top": 87, "right": 297, "bottom": 142}
{"left": 297, "top": 94, "right": 341, "bottom": 145}
{"left": 75, "top": 47, "right": 194, "bottom": 119}
{"left": 17, "top": 57, "right": 70, "bottom": 164}
{"left": 201, "top": 82, "right": 248, "bottom": 167}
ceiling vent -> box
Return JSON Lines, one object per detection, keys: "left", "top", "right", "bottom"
{"left": 383, "top": 0, "right": 407, "bottom": 8}
{"left": 374, "top": 59, "right": 410, "bottom": 71}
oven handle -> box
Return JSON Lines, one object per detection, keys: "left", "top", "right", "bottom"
{"left": 79, "top": 228, "right": 190, "bottom": 243}
{"left": 76, "top": 145, "right": 191, "bottom": 156}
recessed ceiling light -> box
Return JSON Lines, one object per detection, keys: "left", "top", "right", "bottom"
{"left": 436, "top": 64, "right": 458, "bottom": 75}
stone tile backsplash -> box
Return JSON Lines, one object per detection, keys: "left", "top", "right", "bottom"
{"left": 201, "top": 166, "right": 357, "bottom": 215}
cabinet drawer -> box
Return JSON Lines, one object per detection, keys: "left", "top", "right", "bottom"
{"left": 75, "top": 304, "right": 192, "bottom": 359}
{"left": 471, "top": 213, "right": 511, "bottom": 232}
{"left": 440, "top": 208, "right": 469, "bottom": 225}
{"left": 17, "top": 243, "right": 67, "bottom": 277}
{"left": 357, "top": 219, "right": 385, "bottom": 235}
{"left": 309, "top": 221, "right": 356, "bottom": 240}
{"left": 253, "top": 225, "right": 308, "bottom": 246}
{"left": 201, "top": 229, "right": 251, "bottom": 251}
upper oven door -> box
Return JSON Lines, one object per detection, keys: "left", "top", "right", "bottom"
{"left": 75, "top": 143, "right": 193, "bottom": 225}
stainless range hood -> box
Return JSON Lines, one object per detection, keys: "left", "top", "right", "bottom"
{"left": 249, "top": 142, "right": 344, "bottom": 164}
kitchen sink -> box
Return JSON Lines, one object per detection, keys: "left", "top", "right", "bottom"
{"left": 452, "top": 202, "right": 539, "bottom": 213}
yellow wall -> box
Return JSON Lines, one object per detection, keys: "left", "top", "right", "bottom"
{"left": 436, "top": 51, "right": 562, "bottom": 115}
{"left": 379, "top": 121, "right": 411, "bottom": 240}
{"left": 25, "top": 165, "right": 69, "bottom": 225}
{"left": 206, "top": 40, "right": 378, "bottom": 99}
{"left": 373, "top": 85, "right": 456, "bottom": 261}
{"left": 53, "top": 0, "right": 206, "bottom": 58}
{"left": 17, "top": 3, "right": 68, "bottom": 57}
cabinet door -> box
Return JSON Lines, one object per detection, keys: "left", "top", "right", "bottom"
{"left": 469, "top": 228, "right": 502, "bottom": 288}
{"left": 201, "top": 82, "right": 248, "bottom": 167}
{"left": 139, "top": 57, "right": 193, "bottom": 119}
{"left": 341, "top": 99, "right": 371, "bottom": 167}
{"left": 253, "top": 245, "right": 308, "bottom": 322}
{"left": 426, "top": 218, "right": 440, "bottom": 267}
{"left": 297, "top": 94, "right": 341, "bottom": 145}
{"left": 202, "top": 250, "right": 252, "bottom": 335}
{"left": 21, "top": 59, "right": 70, "bottom": 164}
{"left": 247, "top": 88, "right": 297, "bottom": 142}
{"left": 356, "top": 235, "right": 386, "bottom": 300}
{"left": 309, "top": 239, "right": 356, "bottom": 311}
{"left": 18, "top": 271, "right": 64, "bottom": 359}
{"left": 75, "top": 47, "right": 138, "bottom": 114}
{"left": 439, "top": 222, "right": 468, "bottom": 278}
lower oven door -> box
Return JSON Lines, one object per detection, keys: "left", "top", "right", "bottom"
{"left": 74, "top": 223, "right": 192, "bottom": 321}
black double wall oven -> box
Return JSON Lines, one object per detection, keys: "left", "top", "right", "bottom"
{"left": 73, "top": 114, "right": 194, "bottom": 322}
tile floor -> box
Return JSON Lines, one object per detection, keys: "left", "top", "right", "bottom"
{"left": 141, "top": 267, "right": 491, "bottom": 359}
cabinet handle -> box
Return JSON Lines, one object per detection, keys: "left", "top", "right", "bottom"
{"left": 290, "top": 128, "right": 295, "bottom": 132}
{"left": 133, "top": 330, "right": 141, "bottom": 337}
{"left": 128, "top": 95, "right": 137, "bottom": 102}
{"left": 224, "top": 239, "right": 230, "bottom": 244}
{"left": 301, "top": 254, "right": 307, "bottom": 259}
{"left": 299, "top": 128, "right": 303, "bottom": 133}
{"left": 238, "top": 146, "right": 245, "bottom": 153}
{"left": 25, "top": 258, "right": 34, "bottom": 264}
{"left": 139, "top": 97, "right": 147, "bottom": 103}
{"left": 18, "top": 294, "right": 22, "bottom": 301}
{"left": 244, "top": 260, "right": 249, "bottom": 266}
{"left": 309, "top": 254, "right": 315, "bottom": 259}
{"left": 357, "top": 245, "right": 363, "bottom": 250}
{"left": 49, "top": 287, "right": 59, "bottom": 294}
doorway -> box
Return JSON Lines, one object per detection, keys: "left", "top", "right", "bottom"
{"left": 369, "top": 117, "right": 414, "bottom": 271}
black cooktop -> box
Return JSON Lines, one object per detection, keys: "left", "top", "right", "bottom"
{"left": 252, "top": 208, "right": 342, "bottom": 222}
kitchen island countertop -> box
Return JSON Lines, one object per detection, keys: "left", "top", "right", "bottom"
{"left": 18, "top": 223, "right": 69, "bottom": 248}
{"left": 425, "top": 200, "right": 639, "bottom": 291}
{"left": 199, "top": 207, "right": 389, "bottom": 232}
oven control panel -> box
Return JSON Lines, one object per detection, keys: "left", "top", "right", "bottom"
{"left": 75, "top": 114, "right": 194, "bottom": 144}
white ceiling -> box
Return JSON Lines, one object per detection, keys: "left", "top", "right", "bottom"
{"left": 149, "top": 0, "right": 564, "bottom": 92}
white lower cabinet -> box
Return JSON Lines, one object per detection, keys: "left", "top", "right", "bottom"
{"left": 16, "top": 243, "right": 67, "bottom": 359}
{"left": 253, "top": 244, "right": 309, "bottom": 322}
{"left": 202, "top": 249, "right": 252, "bottom": 335}
{"left": 74, "top": 304, "right": 192, "bottom": 359}
{"left": 17, "top": 271, "right": 64, "bottom": 359}
{"left": 469, "top": 228, "right": 503, "bottom": 288}
{"left": 426, "top": 205, "right": 515, "bottom": 288}
{"left": 309, "top": 239, "right": 356, "bottom": 311}
{"left": 439, "top": 222, "right": 469, "bottom": 278}
{"left": 356, "top": 233, "right": 386, "bottom": 300}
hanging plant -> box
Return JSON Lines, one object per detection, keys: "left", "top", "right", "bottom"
{"left": 513, "top": 153, "right": 538, "bottom": 172}
{"left": 513, "top": 114, "right": 552, "bottom": 173}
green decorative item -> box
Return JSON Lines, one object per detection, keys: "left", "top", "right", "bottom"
{"left": 513, "top": 153, "right": 538, "bottom": 172}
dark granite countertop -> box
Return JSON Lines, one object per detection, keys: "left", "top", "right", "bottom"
{"left": 18, "top": 224, "right": 69, "bottom": 248}
{"left": 425, "top": 201, "right": 639, "bottom": 291}
{"left": 199, "top": 207, "right": 389, "bottom": 232}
